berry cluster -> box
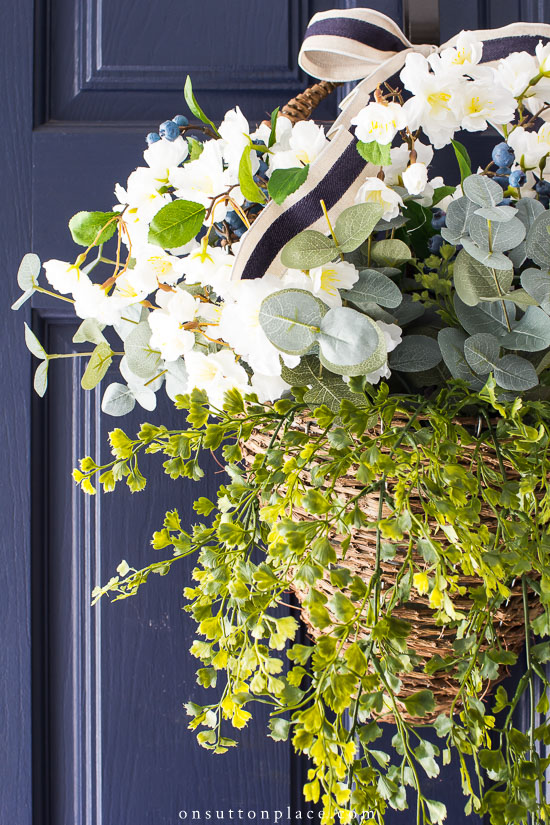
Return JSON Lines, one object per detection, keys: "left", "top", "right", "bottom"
{"left": 146, "top": 114, "right": 190, "bottom": 145}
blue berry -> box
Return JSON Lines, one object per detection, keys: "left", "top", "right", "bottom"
{"left": 172, "top": 114, "right": 189, "bottom": 127}
{"left": 509, "top": 170, "right": 526, "bottom": 188}
{"left": 493, "top": 175, "right": 509, "bottom": 189}
{"left": 492, "top": 142, "right": 515, "bottom": 168}
{"left": 159, "top": 120, "right": 180, "bottom": 141}
{"left": 535, "top": 179, "right": 550, "bottom": 197}
{"left": 539, "top": 195, "right": 550, "bottom": 209}
{"left": 146, "top": 132, "right": 161, "bottom": 145}
{"left": 498, "top": 198, "right": 512, "bottom": 206}
{"left": 496, "top": 166, "right": 511, "bottom": 176}
{"left": 258, "top": 159, "right": 269, "bottom": 177}
{"left": 431, "top": 209, "right": 446, "bottom": 229}
{"left": 428, "top": 234, "right": 444, "bottom": 254}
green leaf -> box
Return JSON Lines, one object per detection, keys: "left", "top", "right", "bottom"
{"left": 390, "top": 335, "right": 442, "bottom": 372}
{"left": 259, "top": 288, "right": 327, "bottom": 355}
{"left": 463, "top": 173, "right": 502, "bottom": 207}
{"left": 69, "top": 211, "right": 118, "bottom": 247}
{"left": 24, "top": 322, "right": 47, "bottom": 360}
{"left": 402, "top": 689, "right": 436, "bottom": 717}
{"left": 328, "top": 592, "right": 356, "bottom": 623}
{"left": 17, "top": 253, "right": 40, "bottom": 290}
{"left": 464, "top": 333, "right": 501, "bottom": 375}
{"left": 318, "top": 307, "right": 383, "bottom": 375}
{"left": 356, "top": 140, "right": 391, "bottom": 166}
{"left": 370, "top": 239, "right": 411, "bottom": 267}
{"left": 34, "top": 360, "right": 49, "bottom": 397}
{"left": 432, "top": 186, "right": 455, "bottom": 206}
{"left": 281, "top": 355, "right": 362, "bottom": 412}
{"left": 11, "top": 289, "right": 35, "bottom": 310}
{"left": 184, "top": 75, "right": 219, "bottom": 136}
{"left": 187, "top": 136, "right": 204, "bottom": 161}
{"left": 451, "top": 139, "right": 472, "bottom": 183}
{"left": 461, "top": 237, "right": 513, "bottom": 271}
{"left": 501, "top": 306, "right": 550, "bottom": 351}
{"left": 516, "top": 197, "right": 545, "bottom": 231}
{"left": 437, "top": 328, "right": 485, "bottom": 389}
{"left": 343, "top": 268, "right": 402, "bottom": 310}
{"left": 81, "top": 342, "right": 113, "bottom": 390}
{"left": 148, "top": 200, "right": 205, "bottom": 248}
{"left": 238, "top": 145, "right": 266, "bottom": 205}
{"left": 454, "top": 294, "right": 514, "bottom": 338}
{"left": 474, "top": 204, "right": 517, "bottom": 222}
{"left": 469, "top": 214, "right": 526, "bottom": 253}
{"left": 101, "top": 383, "right": 136, "bottom": 416}
{"left": 280, "top": 230, "right": 337, "bottom": 270}
{"left": 495, "top": 355, "right": 538, "bottom": 391}
{"left": 521, "top": 267, "right": 550, "bottom": 306}
{"left": 268, "top": 717, "right": 290, "bottom": 741}
{"left": 268, "top": 107, "right": 280, "bottom": 148}
{"left": 267, "top": 165, "right": 309, "bottom": 205}
{"left": 333, "top": 203, "right": 384, "bottom": 253}
{"left": 73, "top": 319, "right": 107, "bottom": 346}
{"left": 441, "top": 196, "right": 478, "bottom": 244}
{"left": 526, "top": 210, "right": 550, "bottom": 269}
{"left": 124, "top": 321, "right": 162, "bottom": 378}
{"left": 453, "top": 249, "right": 513, "bottom": 306}
{"left": 426, "top": 799, "right": 447, "bottom": 824}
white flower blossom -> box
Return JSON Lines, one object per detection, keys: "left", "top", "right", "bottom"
{"left": 355, "top": 177, "right": 403, "bottom": 221}
{"left": 430, "top": 31, "right": 483, "bottom": 75}
{"left": 364, "top": 322, "right": 402, "bottom": 384}
{"left": 148, "top": 289, "right": 197, "bottom": 361}
{"left": 143, "top": 135, "right": 188, "bottom": 178}
{"left": 402, "top": 162, "right": 429, "bottom": 196}
{"left": 43, "top": 260, "right": 88, "bottom": 295}
{"left": 457, "top": 79, "right": 516, "bottom": 132}
{"left": 130, "top": 245, "right": 186, "bottom": 293}
{"left": 268, "top": 121, "right": 328, "bottom": 173}
{"left": 350, "top": 101, "right": 407, "bottom": 145}
{"left": 73, "top": 280, "right": 128, "bottom": 326}
{"left": 496, "top": 52, "right": 539, "bottom": 97}
{"left": 219, "top": 107, "right": 257, "bottom": 177}
{"left": 171, "top": 141, "right": 240, "bottom": 222}
{"left": 283, "top": 261, "right": 358, "bottom": 308}
{"left": 401, "top": 53, "right": 462, "bottom": 148}
{"left": 182, "top": 243, "right": 236, "bottom": 298}
{"left": 185, "top": 349, "right": 249, "bottom": 408}
{"left": 507, "top": 124, "right": 550, "bottom": 168}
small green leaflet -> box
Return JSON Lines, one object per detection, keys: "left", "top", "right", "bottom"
{"left": 432, "top": 185, "right": 455, "bottom": 205}
{"left": 34, "top": 362, "right": 49, "bottom": 397}
{"left": 148, "top": 200, "right": 205, "bottom": 248}
{"left": 280, "top": 230, "right": 337, "bottom": 269}
{"left": 17, "top": 253, "right": 41, "bottom": 290}
{"left": 356, "top": 140, "right": 391, "bottom": 166}
{"left": 24, "top": 322, "right": 47, "bottom": 360}
{"left": 267, "top": 165, "right": 309, "bottom": 205}
{"left": 69, "top": 211, "right": 118, "bottom": 247}
{"left": 238, "top": 145, "right": 266, "bottom": 204}
{"left": 184, "top": 76, "right": 220, "bottom": 136}
{"left": 402, "top": 689, "right": 436, "bottom": 717}
{"left": 187, "top": 137, "right": 204, "bottom": 161}
{"left": 268, "top": 107, "right": 280, "bottom": 148}
{"left": 451, "top": 139, "right": 472, "bottom": 184}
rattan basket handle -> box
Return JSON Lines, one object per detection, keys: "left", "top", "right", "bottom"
{"left": 279, "top": 80, "right": 340, "bottom": 123}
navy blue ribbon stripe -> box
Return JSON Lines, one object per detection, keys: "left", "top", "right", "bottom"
{"left": 481, "top": 34, "right": 550, "bottom": 61}
{"left": 304, "top": 17, "right": 407, "bottom": 54}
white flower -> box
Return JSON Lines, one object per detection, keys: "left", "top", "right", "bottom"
{"left": 457, "top": 79, "right": 516, "bottom": 132}
{"left": 185, "top": 349, "right": 249, "bottom": 408}
{"left": 268, "top": 121, "right": 328, "bottom": 173}
{"left": 364, "top": 322, "right": 402, "bottom": 384}
{"left": 143, "top": 136, "right": 188, "bottom": 178}
{"left": 43, "top": 260, "right": 88, "bottom": 295}
{"left": 383, "top": 141, "right": 433, "bottom": 186}
{"left": 351, "top": 101, "right": 407, "bottom": 145}
{"left": 112, "top": 271, "right": 149, "bottom": 305}
{"left": 402, "top": 162, "right": 429, "bottom": 195}
{"left": 401, "top": 54, "right": 461, "bottom": 148}
{"left": 218, "top": 275, "right": 297, "bottom": 376}
{"left": 148, "top": 289, "right": 197, "bottom": 361}
{"left": 430, "top": 31, "right": 483, "bottom": 75}
{"left": 171, "top": 141, "right": 239, "bottom": 222}
{"left": 252, "top": 116, "right": 293, "bottom": 153}
{"left": 496, "top": 52, "right": 538, "bottom": 97}
{"left": 312, "top": 261, "right": 359, "bottom": 307}
{"left": 355, "top": 177, "right": 403, "bottom": 221}
{"left": 130, "top": 245, "right": 186, "bottom": 293}
{"left": 508, "top": 125, "right": 550, "bottom": 168}
{"left": 536, "top": 40, "right": 550, "bottom": 75}
{"left": 73, "top": 281, "right": 128, "bottom": 326}
{"left": 115, "top": 167, "right": 172, "bottom": 221}
{"left": 219, "top": 107, "right": 257, "bottom": 177}
{"left": 250, "top": 372, "right": 290, "bottom": 403}
{"left": 182, "top": 243, "right": 236, "bottom": 298}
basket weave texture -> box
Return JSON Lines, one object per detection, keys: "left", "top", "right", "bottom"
{"left": 242, "top": 414, "right": 541, "bottom": 722}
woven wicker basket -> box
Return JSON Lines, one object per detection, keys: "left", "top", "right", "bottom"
{"left": 242, "top": 412, "right": 541, "bottom": 722}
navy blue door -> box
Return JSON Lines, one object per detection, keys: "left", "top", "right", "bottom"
{"left": 1, "top": 2, "right": 549, "bottom": 825}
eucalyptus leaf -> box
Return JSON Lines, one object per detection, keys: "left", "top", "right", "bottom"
{"left": 34, "top": 360, "right": 49, "bottom": 397}
{"left": 81, "top": 342, "right": 113, "bottom": 390}
{"left": 437, "top": 327, "right": 485, "bottom": 389}
{"left": 101, "top": 382, "right": 137, "bottom": 416}
{"left": 370, "top": 239, "right": 411, "bottom": 267}
{"left": 124, "top": 322, "right": 162, "bottom": 379}
{"left": 453, "top": 249, "right": 513, "bottom": 306}
{"left": 464, "top": 333, "right": 501, "bottom": 375}
{"left": 148, "top": 200, "right": 205, "bottom": 248}
{"left": 500, "top": 306, "right": 550, "bottom": 352}
{"left": 507, "top": 241, "right": 527, "bottom": 269}
{"left": 463, "top": 174, "right": 503, "bottom": 207}
{"left": 442, "top": 196, "right": 477, "bottom": 243}
{"left": 280, "top": 230, "right": 337, "bottom": 270}
{"left": 521, "top": 268, "right": 550, "bottom": 305}
{"left": 494, "top": 355, "right": 538, "bottom": 391}
{"left": 389, "top": 334, "right": 442, "bottom": 372}
{"left": 526, "top": 210, "right": 550, "bottom": 269}
{"left": 73, "top": 318, "right": 107, "bottom": 345}
{"left": 11, "top": 289, "right": 35, "bottom": 311}
{"left": 318, "top": 307, "right": 381, "bottom": 373}
{"left": 374, "top": 215, "right": 408, "bottom": 232}
{"left": 259, "top": 289, "right": 327, "bottom": 355}
{"left": 474, "top": 205, "right": 517, "bottom": 222}
{"left": 334, "top": 203, "right": 384, "bottom": 253}
{"left": 454, "top": 295, "right": 515, "bottom": 338}
{"left": 24, "top": 322, "right": 47, "bottom": 360}
{"left": 280, "top": 356, "right": 362, "bottom": 411}
{"left": 516, "top": 197, "right": 545, "bottom": 231}
{"left": 461, "top": 237, "right": 513, "bottom": 271}
{"left": 17, "top": 253, "right": 41, "bottom": 290}
{"left": 392, "top": 295, "right": 425, "bottom": 325}
{"left": 501, "top": 288, "right": 537, "bottom": 309}
{"left": 468, "top": 215, "right": 526, "bottom": 253}
{"left": 342, "top": 268, "right": 402, "bottom": 310}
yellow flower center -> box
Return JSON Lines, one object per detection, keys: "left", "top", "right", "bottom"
{"left": 149, "top": 256, "right": 174, "bottom": 278}
{"left": 427, "top": 91, "right": 451, "bottom": 112}
{"left": 319, "top": 267, "right": 340, "bottom": 296}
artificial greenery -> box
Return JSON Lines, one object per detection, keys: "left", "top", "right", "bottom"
{"left": 82, "top": 379, "right": 550, "bottom": 825}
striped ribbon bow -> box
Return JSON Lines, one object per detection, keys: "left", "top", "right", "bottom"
{"left": 232, "top": 7, "right": 550, "bottom": 281}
